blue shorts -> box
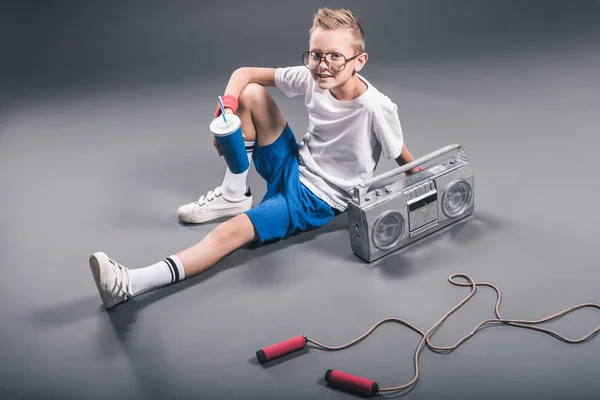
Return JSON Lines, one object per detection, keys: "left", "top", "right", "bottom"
{"left": 244, "top": 123, "right": 337, "bottom": 246}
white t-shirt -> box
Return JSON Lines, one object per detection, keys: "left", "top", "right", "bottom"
{"left": 274, "top": 65, "right": 404, "bottom": 212}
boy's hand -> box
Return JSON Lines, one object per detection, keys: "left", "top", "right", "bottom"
{"left": 212, "top": 137, "right": 222, "bottom": 156}
{"left": 405, "top": 166, "right": 422, "bottom": 175}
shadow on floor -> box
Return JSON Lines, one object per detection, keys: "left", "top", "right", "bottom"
{"left": 359, "top": 210, "right": 511, "bottom": 280}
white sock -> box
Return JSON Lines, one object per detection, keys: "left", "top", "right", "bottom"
{"left": 129, "top": 255, "right": 186, "bottom": 296}
{"left": 221, "top": 140, "right": 254, "bottom": 198}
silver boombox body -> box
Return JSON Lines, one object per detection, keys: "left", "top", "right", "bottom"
{"left": 348, "top": 144, "right": 474, "bottom": 262}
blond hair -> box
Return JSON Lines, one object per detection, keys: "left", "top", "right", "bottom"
{"left": 309, "top": 8, "right": 365, "bottom": 54}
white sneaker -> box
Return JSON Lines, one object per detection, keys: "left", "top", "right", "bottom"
{"left": 89, "top": 252, "right": 133, "bottom": 309}
{"left": 177, "top": 186, "right": 253, "bottom": 224}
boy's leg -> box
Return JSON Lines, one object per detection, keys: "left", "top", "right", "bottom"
{"left": 89, "top": 213, "right": 257, "bottom": 309}
{"left": 91, "top": 187, "right": 296, "bottom": 310}
{"left": 177, "top": 83, "right": 287, "bottom": 223}
{"left": 175, "top": 213, "right": 256, "bottom": 276}
{"left": 91, "top": 181, "right": 294, "bottom": 310}
{"left": 89, "top": 85, "right": 290, "bottom": 310}
{"left": 236, "top": 83, "right": 288, "bottom": 147}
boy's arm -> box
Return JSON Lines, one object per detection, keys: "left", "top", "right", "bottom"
{"left": 372, "top": 101, "right": 421, "bottom": 175}
{"left": 221, "top": 67, "right": 276, "bottom": 112}
{"left": 395, "top": 144, "right": 421, "bottom": 175}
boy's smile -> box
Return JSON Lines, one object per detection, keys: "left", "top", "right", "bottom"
{"left": 316, "top": 72, "right": 334, "bottom": 81}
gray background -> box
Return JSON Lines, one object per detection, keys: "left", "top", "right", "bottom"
{"left": 1, "top": 0, "right": 600, "bottom": 399}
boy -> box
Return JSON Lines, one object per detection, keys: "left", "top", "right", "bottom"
{"left": 89, "top": 8, "right": 421, "bottom": 309}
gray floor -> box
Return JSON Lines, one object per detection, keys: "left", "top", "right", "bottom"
{"left": 3, "top": 5, "right": 600, "bottom": 400}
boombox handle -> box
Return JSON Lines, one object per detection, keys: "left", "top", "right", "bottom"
{"left": 352, "top": 144, "right": 468, "bottom": 202}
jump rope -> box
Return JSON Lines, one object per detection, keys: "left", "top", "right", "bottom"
{"left": 254, "top": 273, "right": 600, "bottom": 397}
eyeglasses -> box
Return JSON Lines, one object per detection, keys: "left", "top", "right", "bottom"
{"left": 302, "top": 51, "right": 361, "bottom": 72}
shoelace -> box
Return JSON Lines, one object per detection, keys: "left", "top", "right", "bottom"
{"left": 197, "top": 187, "right": 222, "bottom": 206}
{"left": 109, "top": 259, "right": 132, "bottom": 296}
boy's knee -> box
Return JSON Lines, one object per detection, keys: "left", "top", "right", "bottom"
{"left": 238, "top": 82, "right": 285, "bottom": 146}
{"left": 214, "top": 214, "right": 256, "bottom": 245}
{"left": 239, "top": 83, "right": 267, "bottom": 108}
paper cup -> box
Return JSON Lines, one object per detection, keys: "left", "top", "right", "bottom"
{"left": 210, "top": 114, "right": 249, "bottom": 174}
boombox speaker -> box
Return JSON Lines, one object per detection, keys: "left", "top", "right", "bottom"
{"left": 348, "top": 144, "right": 474, "bottom": 262}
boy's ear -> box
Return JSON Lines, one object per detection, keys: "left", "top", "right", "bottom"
{"left": 354, "top": 52, "right": 368, "bottom": 72}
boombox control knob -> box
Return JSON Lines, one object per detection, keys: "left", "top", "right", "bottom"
{"left": 384, "top": 186, "right": 392, "bottom": 194}
{"left": 375, "top": 189, "right": 381, "bottom": 197}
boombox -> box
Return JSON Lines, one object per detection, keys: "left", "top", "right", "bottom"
{"left": 348, "top": 144, "right": 474, "bottom": 262}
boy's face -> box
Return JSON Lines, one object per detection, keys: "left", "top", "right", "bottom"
{"left": 308, "top": 28, "right": 366, "bottom": 90}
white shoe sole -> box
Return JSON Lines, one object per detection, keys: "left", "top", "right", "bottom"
{"left": 177, "top": 199, "right": 253, "bottom": 224}
{"left": 89, "top": 252, "right": 121, "bottom": 310}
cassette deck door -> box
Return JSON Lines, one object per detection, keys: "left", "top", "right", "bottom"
{"left": 406, "top": 180, "right": 439, "bottom": 236}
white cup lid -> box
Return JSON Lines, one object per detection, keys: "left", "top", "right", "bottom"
{"left": 210, "top": 114, "right": 241, "bottom": 135}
